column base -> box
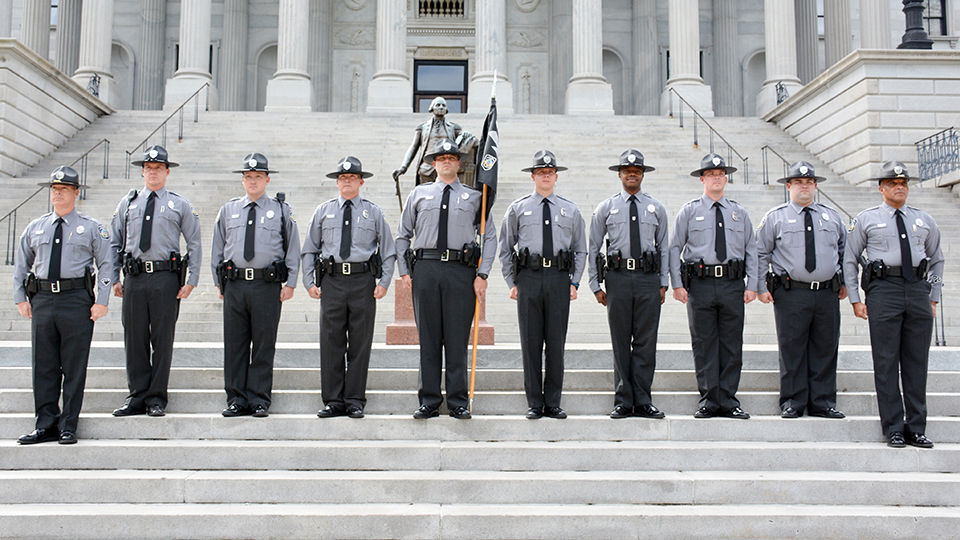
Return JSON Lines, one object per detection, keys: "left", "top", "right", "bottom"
{"left": 163, "top": 75, "right": 217, "bottom": 111}
{"left": 264, "top": 77, "right": 313, "bottom": 112}
{"left": 71, "top": 71, "right": 117, "bottom": 107}
{"left": 366, "top": 75, "right": 412, "bottom": 113}
{"left": 468, "top": 78, "right": 513, "bottom": 114}
{"left": 660, "top": 82, "right": 714, "bottom": 118}
{"left": 755, "top": 80, "right": 803, "bottom": 116}
{"left": 564, "top": 78, "right": 614, "bottom": 115}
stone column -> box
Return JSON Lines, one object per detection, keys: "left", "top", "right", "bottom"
{"left": 164, "top": 0, "right": 215, "bottom": 109}
{"left": 133, "top": 0, "right": 166, "bottom": 110}
{"left": 220, "top": 0, "right": 247, "bottom": 111}
{"left": 20, "top": 0, "right": 51, "bottom": 59}
{"left": 823, "top": 0, "right": 851, "bottom": 67}
{"left": 794, "top": 0, "right": 818, "bottom": 84}
{"left": 265, "top": 0, "right": 311, "bottom": 111}
{"left": 712, "top": 0, "right": 739, "bottom": 116}
{"left": 632, "top": 0, "right": 659, "bottom": 115}
{"left": 756, "top": 0, "right": 801, "bottom": 115}
{"left": 309, "top": 0, "right": 330, "bottom": 111}
{"left": 468, "top": 0, "right": 512, "bottom": 114}
{"left": 859, "top": 0, "right": 891, "bottom": 49}
{"left": 366, "top": 0, "right": 411, "bottom": 112}
{"left": 549, "top": 0, "right": 572, "bottom": 114}
{"left": 565, "top": 0, "right": 613, "bottom": 114}
{"left": 0, "top": 0, "right": 13, "bottom": 37}
{"left": 55, "top": 0, "right": 82, "bottom": 76}
{"left": 660, "top": 0, "right": 713, "bottom": 116}
{"left": 72, "top": 0, "right": 117, "bottom": 105}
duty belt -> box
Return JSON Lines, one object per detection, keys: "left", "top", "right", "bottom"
{"left": 786, "top": 278, "right": 833, "bottom": 291}
{"left": 327, "top": 261, "right": 373, "bottom": 276}
{"left": 414, "top": 248, "right": 465, "bottom": 263}
{"left": 882, "top": 265, "right": 920, "bottom": 278}
{"left": 37, "top": 277, "right": 86, "bottom": 293}
{"left": 696, "top": 263, "right": 735, "bottom": 279}
{"left": 607, "top": 257, "right": 653, "bottom": 273}
{"left": 223, "top": 267, "right": 273, "bottom": 281}
{"left": 138, "top": 259, "right": 178, "bottom": 274}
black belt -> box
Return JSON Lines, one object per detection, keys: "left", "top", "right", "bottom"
{"left": 327, "top": 261, "right": 372, "bottom": 276}
{"left": 695, "top": 263, "right": 738, "bottom": 279}
{"left": 223, "top": 267, "right": 273, "bottom": 281}
{"left": 607, "top": 257, "right": 655, "bottom": 273}
{"left": 414, "top": 248, "right": 464, "bottom": 262}
{"left": 519, "top": 255, "right": 564, "bottom": 271}
{"left": 884, "top": 266, "right": 919, "bottom": 278}
{"left": 786, "top": 278, "right": 833, "bottom": 291}
{"left": 37, "top": 277, "right": 86, "bottom": 293}
{"left": 138, "top": 259, "right": 178, "bottom": 274}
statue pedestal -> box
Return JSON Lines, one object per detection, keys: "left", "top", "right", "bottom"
{"left": 386, "top": 279, "right": 495, "bottom": 345}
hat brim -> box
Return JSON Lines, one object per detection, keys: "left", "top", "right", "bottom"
{"left": 690, "top": 165, "right": 738, "bottom": 177}
{"left": 37, "top": 181, "right": 87, "bottom": 189}
{"left": 424, "top": 151, "right": 463, "bottom": 163}
{"left": 325, "top": 171, "right": 374, "bottom": 179}
{"left": 873, "top": 176, "right": 913, "bottom": 183}
{"left": 131, "top": 160, "right": 180, "bottom": 168}
{"left": 521, "top": 165, "right": 568, "bottom": 173}
{"left": 232, "top": 169, "right": 279, "bottom": 174}
{"left": 777, "top": 175, "right": 826, "bottom": 184}
{"left": 609, "top": 164, "right": 656, "bottom": 172}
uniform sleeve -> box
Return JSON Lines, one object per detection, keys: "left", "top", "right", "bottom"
{"left": 210, "top": 207, "right": 226, "bottom": 287}
{"left": 924, "top": 213, "right": 944, "bottom": 303}
{"left": 377, "top": 210, "right": 397, "bottom": 289}
{"left": 569, "top": 207, "right": 587, "bottom": 287}
{"left": 92, "top": 223, "right": 115, "bottom": 306}
{"left": 742, "top": 210, "right": 758, "bottom": 292}
{"left": 755, "top": 210, "right": 776, "bottom": 294}
{"left": 835, "top": 211, "right": 847, "bottom": 281}
{"left": 587, "top": 202, "right": 606, "bottom": 294}
{"left": 669, "top": 206, "right": 689, "bottom": 288}
{"left": 12, "top": 228, "right": 36, "bottom": 304}
{"left": 395, "top": 192, "right": 416, "bottom": 275}
{"left": 181, "top": 200, "right": 203, "bottom": 287}
{"left": 498, "top": 205, "right": 519, "bottom": 288}
{"left": 282, "top": 203, "right": 301, "bottom": 288}
{"left": 655, "top": 204, "right": 670, "bottom": 288}
{"left": 478, "top": 210, "right": 497, "bottom": 276}
{"left": 109, "top": 198, "right": 126, "bottom": 282}
{"left": 300, "top": 208, "right": 323, "bottom": 290}
{"left": 843, "top": 217, "right": 867, "bottom": 304}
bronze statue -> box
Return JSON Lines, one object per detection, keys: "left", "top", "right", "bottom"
{"left": 394, "top": 97, "right": 475, "bottom": 185}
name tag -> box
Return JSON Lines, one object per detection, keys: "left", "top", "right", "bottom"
{"left": 425, "top": 195, "right": 435, "bottom": 200}
{"left": 787, "top": 219, "right": 796, "bottom": 224}
{"left": 129, "top": 204, "right": 138, "bottom": 209}
{"left": 695, "top": 216, "right": 705, "bottom": 221}
{"left": 876, "top": 223, "right": 887, "bottom": 228}
{"left": 610, "top": 209, "right": 620, "bottom": 215}
{"left": 231, "top": 214, "right": 240, "bottom": 219}
{"left": 523, "top": 210, "right": 533, "bottom": 216}
{"left": 326, "top": 214, "right": 335, "bottom": 219}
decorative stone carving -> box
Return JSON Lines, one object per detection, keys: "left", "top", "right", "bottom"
{"left": 336, "top": 27, "right": 374, "bottom": 47}
{"left": 343, "top": 0, "right": 366, "bottom": 10}
{"left": 508, "top": 29, "right": 545, "bottom": 49}
{"left": 515, "top": 0, "right": 540, "bottom": 13}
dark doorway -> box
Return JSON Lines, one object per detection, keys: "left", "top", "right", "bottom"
{"left": 414, "top": 60, "right": 468, "bottom": 113}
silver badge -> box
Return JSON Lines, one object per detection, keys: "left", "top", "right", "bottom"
{"left": 148, "top": 149, "right": 159, "bottom": 159}
{"left": 915, "top": 218, "right": 924, "bottom": 227}
{"left": 362, "top": 209, "right": 369, "bottom": 219}
{"left": 560, "top": 207, "right": 567, "bottom": 217}
{"left": 799, "top": 165, "right": 809, "bottom": 175}
{"left": 462, "top": 192, "right": 469, "bottom": 200}
{"left": 247, "top": 158, "right": 258, "bottom": 168}
{"left": 822, "top": 212, "right": 829, "bottom": 221}
{"left": 76, "top": 225, "right": 85, "bottom": 234}
{"left": 544, "top": 155, "right": 552, "bottom": 164}
{"left": 712, "top": 157, "right": 721, "bottom": 166}
{"left": 647, "top": 204, "right": 655, "bottom": 213}
{"left": 54, "top": 170, "right": 65, "bottom": 181}
{"left": 168, "top": 200, "right": 175, "bottom": 209}
{"left": 894, "top": 165, "right": 904, "bottom": 175}
{"left": 443, "top": 142, "right": 452, "bottom": 151}
{"left": 266, "top": 210, "right": 275, "bottom": 219}
{"left": 342, "top": 161, "right": 352, "bottom": 171}
{"left": 628, "top": 154, "right": 637, "bottom": 163}
{"left": 731, "top": 211, "right": 738, "bottom": 222}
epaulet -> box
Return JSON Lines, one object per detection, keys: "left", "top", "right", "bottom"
{"left": 516, "top": 193, "right": 534, "bottom": 202}
{"left": 727, "top": 199, "right": 740, "bottom": 205}
{"left": 229, "top": 196, "right": 242, "bottom": 202}
{"left": 555, "top": 194, "right": 576, "bottom": 206}
{"left": 771, "top": 202, "right": 789, "bottom": 212}
{"left": 683, "top": 198, "right": 700, "bottom": 207}
{"left": 76, "top": 211, "right": 98, "bottom": 224}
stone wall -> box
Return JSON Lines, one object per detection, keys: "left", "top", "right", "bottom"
{"left": 0, "top": 38, "right": 112, "bottom": 177}
{"left": 763, "top": 49, "right": 960, "bottom": 186}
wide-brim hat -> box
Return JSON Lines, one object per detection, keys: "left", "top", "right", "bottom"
{"left": 232, "top": 152, "right": 278, "bottom": 174}
{"left": 609, "top": 149, "right": 655, "bottom": 172}
{"left": 37, "top": 165, "right": 87, "bottom": 189}
{"left": 777, "top": 160, "right": 825, "bottom": 184}
{"left": 690, "top": 153, "right": 737, "bottom": 177}
{"left": 870, "top": 160, "right": 912, "bottom": 183}
{"left": 326, "top": 156, "right": 374, "bottom": 179}
{"left": 521, "top": 149, "right": 568, "bottom": 173}
{"left": 424, "top": 139, "right": 463, "bottom": 162}
{"left": 131, "top": 145, "right": 179, "bottom": 168}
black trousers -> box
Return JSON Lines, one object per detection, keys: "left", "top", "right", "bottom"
{"left": 222, "top": 279, "right": 282, "bottom": 409}
{"left": 411, "top": 260, "right": 475, "bottom": 410}
{"left": 772, "top": 286, "right": 840, "bottom": 413}
{"left": 605, "top": 270, "right": 662, "bottom": 408}
{"left": 517, "top": 267, "right": 571, "bottom": 409}
{"left": 865, "top": 277, "right": 933, "bottom": 437}
{"left": 686, "top": 278, "right": 745, "bottom": 412}
{"left": 121, "top": 271, "right": 180, "bottom": 408}
{"left": 319, "top": 273, "right": 376, "bottom": 409}
{"left": 30, "top": 289, "right": 94, "bottom": 433}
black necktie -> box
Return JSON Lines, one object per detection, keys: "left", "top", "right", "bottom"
{"left": 139, "top": 191, "right": 157, "bottom": 252}
{"left": 542, "top": 198, "right": 554, "bottom": 258}
{"left": 628, "top": 195, "right": 641, "bottom": 258}
{"left": 803, "top": 207, "right": 816, "bottom": 272}
{"left": 713, "top": 201, "right": 727, "bottom": 262}
{"left": 244, "top": 203, "right": 256, "bottom": 261}
{"left": 895, "top": 209, "right": 916, "bottom": 282}
{"left": 437, "top": 185, "right": 451, "bottom": 250}
{"left": 49, "top": 217, "right": 63, "bottom": 280}
{"left": 340, "top": 200, "right": 352, "bottom": 260}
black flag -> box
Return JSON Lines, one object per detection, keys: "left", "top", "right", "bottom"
{"left": 475, "top": 98, "right": 499, "bottom": 222}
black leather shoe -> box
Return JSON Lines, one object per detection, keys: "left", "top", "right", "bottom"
{"left": 809, "top": 407, "right": 845, "bottom": 419}
{"left": 906, "top": 433, "right": 934, "bottom": 448}
{"left": 147, "top": 404, "right": 165, "bottom": 417}
{"left": 694, "top": 406, "right": 715, "bottom": 419}
{"left": 544, "top": 407, "right": 567, "bottom": 419}
{"left": 58, "top": 432, "right": 77, "bottom": 445}
{"left": 634, "top": 404, "right": 665, "bottom": 419}
{"left": 317, "top": 405, "right": 346, "bottom": 418}
{"left": 251, "top": 405, "right": 269, "bottom": 418}
{"left": 888, "top": 432, "right": 906, "bottom": 448}
{"left": 17, "top": 428, "right": 59, "bottom": 445}
{"left": 525, "top": 407, "right": 543, "bottom": 420}
{"left": 413, "top": 406, "right": 439, "bottom": 419}
{"left": 449, "top": 406, "right": 472, "bottom": 419}
{"left": 721, "top": 407, "right": 750, "bottom": 420}
{"left": 780, "top": 407, "right": 800, "bottom": 419}
{"left": 346, "top": 406, "right": 364, "bottom": 419}
{"left": 222, "top": 403, "right": 250, "bottom": 417}
{"left": 112, "top": 402, "right": 145, "bottom": 417}
{"left": 609, "top": 405, "right": 631, "bottom": 419}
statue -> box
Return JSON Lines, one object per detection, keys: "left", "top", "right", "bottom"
{"left": 393, "top": 97, "right": 478, "bottom": 186}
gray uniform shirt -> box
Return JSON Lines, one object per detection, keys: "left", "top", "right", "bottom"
{"left": 587, "top": 190, "right": 670, "bottom": 293}
{"left": 210, "top": 194, "right": 301, "bottom": 288}
{"left": 843, "top": 202, "right": 944, "bottom": 303}
{"left": 756, "top": 200, "right": 846, "bottom": 293}
{"left": 669, "top": 194, "right": 758, "bottom": 291}
{"left": 395, "top": 180, "right": 497, "bottom": 276}
{"left": 498, "top": 192, "right": 587, "bottom": 289}
{"left": 13, "top": 209, "right": 115, "bottom": 305}
{"left": 110, "top": 186, "right": 203, "bottom": 286}
{"left": 300, "top": 195, "right": 397, "bottom": 290}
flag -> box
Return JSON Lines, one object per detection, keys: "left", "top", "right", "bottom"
{"left": 475, "top": 98, "right": 498, "bottom": 222}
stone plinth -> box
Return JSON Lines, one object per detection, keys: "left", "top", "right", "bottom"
{"left": 386, "top": 279, "right": 494, "bottom": 345}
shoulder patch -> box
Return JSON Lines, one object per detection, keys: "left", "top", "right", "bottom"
{"left": 191, "top": 207, "right": 199, "bottom": 217}
{"left": 848, "top": 217, "right": 857, "bottom": 232}
{"left": 98, "top": 224, "right": 110, "bottom": 239}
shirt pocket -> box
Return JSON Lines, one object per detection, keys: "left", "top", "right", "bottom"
{"left": 257, "top": 213, "right": 283, "bottom": 246}
{"left": 688, "top": 218, "right": 712, "bottom": 244}
{"left": 779, "top": 222, "right": 804, "bottom": 248}
{"left": 640, "top": 212, "right": 659, "bottom": 248}
{"left": 604, "top": 212, "right": 628, "bottom": 241}
{"left": 354, "top": 215, "right": 379, "bottom": 247}
{"left": 320, "top": 219, "right": 340, "bottom": 247}
{"left": 63, "top": 229, "right": 91, "bottom": 263}
{"left": 910, "top": 223, "right": 930, "bottom": 249}
{"left": 225, "top": 218, "right": 246, "bottom": 247}
{"left": 865, "top": 224, "right": 890, "bottom": 253}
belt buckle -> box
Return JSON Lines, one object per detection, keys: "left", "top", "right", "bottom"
{"left": 542, "top": 258, "right": 552, "bottom": 268}
{"left": 144, "top": 261, "right": 154, "bottom": 274}
{"left": 626, "top": 258, "right": 637, "bottom": 271}
{"left": 50, "top": 280, "right": 61, "bottom": 293}
{"left": 440, "top": 250, "right": 450, "bottom": 262}
{"left": 342, "top": 263, "right": 352, "bottom": 276}
{"left": 810, "top": 280, "right": 821, "bottom": 290}
{"left": 244, "top": 268, "right": 255, "bottom": 281}
{"left": 714, "top": 265, "right": 724, "bottom": 278}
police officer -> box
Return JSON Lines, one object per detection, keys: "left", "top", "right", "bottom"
{"left": 843, "top": 161, "right": 943, "bottom": 448}
{"left": 757, "top": 161, "right": 846, "bottom": 419}
{"left": 110, "top": 146, "right": 202, "bottom": 418}
{"left": 13, "top": 166, "right": 114, "bottom": 444}
{"left": 670, "top": 154, "right": 757, "bottom": 419}
{"left": 396, "top": 139, "right": 496, "bottom": 420}
{"left": 499, "top": 150, "right": 586, "bottom": 420}
{"left": 302, "top": 157, "right": 397, "bottom": 419}
{"left": 587, "top": 149, "right": 668, "bottom": 420}
{"left": 211, "top": 153, "right": 300, "bottom": 418}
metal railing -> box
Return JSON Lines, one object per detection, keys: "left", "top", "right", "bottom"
{"left": 759, "top": 145, "right": 854, "bottom": 222}
{"left": 915, "top": 127, "right": 958, "bottom": 182}
{"left": 124, "top": 82, "right": 209, "bottom": 178}
{"left": 1, "top": 187, "right": 45, "bottom": 265}
{"left": 67, "top": 138, "right": 110, "bottom": 201}
{"left": 667, "top": 87, "right": 749, "bottom": 183}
